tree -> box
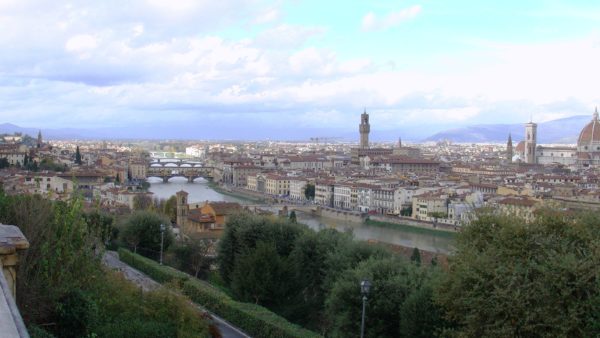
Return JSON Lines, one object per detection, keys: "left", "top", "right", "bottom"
{"left": 289, "top": 210, "right": 297, "bottom": 223}
{"left": 172, "top": 239, "right": 212, "bottom": 278}
{"left": 0, "top": 158, "right": 9, "bottom": 169}
{"left": 436, "top": 210, "right": 600, "bottom": 337}
{"left": 410, "top": 247, "right": 421, "bottom": 266}
{"left": 120, "top": 211, "right": 173, "bottom": 259}
{"left": 75, "top": 146, "right": 82, "bottom": 165}
{"left": 133, "top": 194, "right": 153, "bottom": 210}
{"left": 115, "top": 173, "right": 121, "bottom": 185}
{"left": 304, "top": 183, "right": 315, "bottom": 200}
{"left": 127, "top": 168, "right": 133, "bottom": 182}
{"left": 163, "top": 195, "right": 177, "bottom": 222}
{"left": 325, "top": 257, "right": 444, "bottom": 338}
{"left": 231, "top": 241, "right": 294, "bottom": 306}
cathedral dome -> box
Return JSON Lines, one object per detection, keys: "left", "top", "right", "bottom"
{"left": 577, "top": 108, "right": 600, "bottom": 149}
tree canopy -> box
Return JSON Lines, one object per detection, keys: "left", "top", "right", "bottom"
{"left": 436, "top": 209, "right": 600, "bottom": 337}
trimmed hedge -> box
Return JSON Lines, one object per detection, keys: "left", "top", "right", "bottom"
{"left": 118, "top": 249, "right": 321, "bottom": 338}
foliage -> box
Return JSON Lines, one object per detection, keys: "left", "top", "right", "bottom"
{"left": 0, "top": 157, "right": 9, "bottom": 168}
{"left": 436, "top": 210, "right": 600, "bottom": 338}
{"left": 119, "top": 248, "right": 321, "bottom": 338}
{"left": 119, "top": 210, "right": 173, "bottom": 258}
{"left": 289, "top": 210, "right": 297, "bottom": 223}
{"left": 304, "top": 183, "right": 315, "bottom": 200}
{"left": 218, "top": 212, "right": 306, "bottom": 285}
{"left": 325, "top": 257, "right": 447, "bottom": 338}
{"left": 75, "top": 145, "right": 82, "bottom": 165}
{"left": 410, "top": 247, "right": 421, "bottom": 266}
{"left": 219, "top": 214, "right": 437, "bottom": 337}
{"left": 170, "top": 239, "right": 213, "bottom": 278}
{"left": 0, "top": 189, "right": 209, "bottom": 337}
{"left": 54, "top": 289, "right": 99, "bottom": 338}
{"left": 0, "top": 193, "right": 101, "bottom": 324}
{"left": 231, "top": 241, "right": 295, "bottom": 306}
{"left": 133, "top": 194, "right": 153, "bottom": 210}
{"left": 38, "top": 158, "right": 66, "bottom": 172}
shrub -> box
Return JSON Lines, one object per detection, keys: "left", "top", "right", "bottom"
{"left": 119, "top": 248, "right": 321, "bottom": 338}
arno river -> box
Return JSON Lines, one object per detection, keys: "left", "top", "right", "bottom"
{"left": 148, "top": 177, "right": 454, "bottom": 254}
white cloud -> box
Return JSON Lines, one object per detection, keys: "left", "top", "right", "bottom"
{"left": 254, "top": 24, "right": 325, "bottom": 49}
{"left": 254, "top": 8, "right": 280, "bottom": 24}
{"left": 65, "top": 34, "right": 98, "bottom": 52}
{"left": 362, "top": 5, "right": 421, "bottom": 31}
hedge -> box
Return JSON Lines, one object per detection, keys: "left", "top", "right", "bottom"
{"left": 118, "top": 249, "right": 321, "bottom": 338}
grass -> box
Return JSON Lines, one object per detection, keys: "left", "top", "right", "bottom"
{"left": 364, "top": 219, "right": 457, "bottom": 240}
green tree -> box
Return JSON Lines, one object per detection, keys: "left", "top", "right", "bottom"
{"left": 410, "top": 247, "right": 421, "bottom": 266}
{"left": 0, "top": 192, "right": 100, "bottom": 325}
{"left": 172, "top": 239, "right": 212, "bottom": 278}
{"left": 304, "top": 183, "right": 315, "bottom": 200}
{"left": 163, "top": 195, "right": 177, "bottom": 222}
{"left": 120, "top": 211, "right": 173, "bottom": 259}
{"left": 133, "top": 194, "right": 153, "bottom": 210}
{"left": 231, "top": 241, "right": 294, "bottom": 306}
{"left": 75, "top": 145, "right": 82, "bottom": 165}
{"left": 289, "top": 210, "right": 297, "bottom": 223}
{"left": 325, "top": 257, "right": 442, "bottom": 338}
{"left": 0, "top": 158, "right": 9, "bottom": 168}
{"left": 436, "top": 210, "right": 600, "bottom": 337}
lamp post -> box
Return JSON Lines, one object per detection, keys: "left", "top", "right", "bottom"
{"left": 360, "top": 279, "right": 371, "bottom": 338}
{"left": 159, "top": 223, "right": 165, "bottom": 265}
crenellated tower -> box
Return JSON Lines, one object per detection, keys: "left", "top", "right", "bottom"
{"left": 359, "top": 109, "right": 370, "bottom": 149}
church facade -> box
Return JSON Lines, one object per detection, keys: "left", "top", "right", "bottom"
{"left": 514, "top": 108, "right": 600, "bottom": 167}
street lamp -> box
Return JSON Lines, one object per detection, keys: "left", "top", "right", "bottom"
{"left": 360, "top": 279, "right": 371, "bottom": 338}
{"left": 159, "top": 223, "right": 165, "bottom": 265}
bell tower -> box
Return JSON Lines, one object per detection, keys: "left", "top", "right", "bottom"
{"left": 176, "top": 190, "right": 189, "bottom": 228}
{"left": 359, "top": 109, "right": 370, "bottom": 149}
{"left": 525, "top": 121, "right": 537, "bottom": 164}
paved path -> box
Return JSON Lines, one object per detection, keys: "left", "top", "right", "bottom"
{"left": 102, "top": 251, "right": 250, "bottom": 338}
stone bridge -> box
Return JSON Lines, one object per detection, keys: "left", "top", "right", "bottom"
{"left": 146, "top": 166, "right": 214, "bottom": 183}
{"left": 149, "top": 159, "right": 204, "bottom": 168}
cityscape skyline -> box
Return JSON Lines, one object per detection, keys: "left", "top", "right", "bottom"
{"left": 2, "top": 1, "right": 600, "bottom": 138}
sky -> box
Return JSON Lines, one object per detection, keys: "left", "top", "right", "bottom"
{"left": 1, "top": 0, "right": 600, "bottom": 140}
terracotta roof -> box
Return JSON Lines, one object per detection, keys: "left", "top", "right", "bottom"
{"left": 578, "top": 109, "right": 600, "bottom": 146}
{"left": 515, "top": 141, "right": 525, "bottom": 153}
{"left": 207, "top": 202, "right": 242, "bottom": 215}
{"left": 187, "top": 209, "right": 215, "bottom": 223}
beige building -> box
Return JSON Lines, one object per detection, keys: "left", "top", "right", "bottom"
{"left": 289, "top": 178, "right": 308, "bottom": 201}
{"left": 265, "top": 174, "right": 290, "bottom": 196}
{"left": 315, "top": 180, "right": 335, "bottom": 207}
{"left": 333, "top": 184, "right": 352, "bottom": 210}
{"left": 412, "top": 193, "right": 448, "bottom": 220}
{"left": 128, "top": 161, "right": 147, "bottom": 180}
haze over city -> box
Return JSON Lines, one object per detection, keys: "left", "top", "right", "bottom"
{"left": 2, "top": 0, "right": 600, "bottom": 140}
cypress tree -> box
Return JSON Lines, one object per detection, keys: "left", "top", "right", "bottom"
{"left": 75, "top": 146, "right": 82, "bottom": 165}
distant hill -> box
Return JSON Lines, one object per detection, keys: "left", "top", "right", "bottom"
{"left": 0, "top": 123, "right": 86, "bottom": 140}
{"left": 422, "top": 115, "right": 591, "bottom": 144}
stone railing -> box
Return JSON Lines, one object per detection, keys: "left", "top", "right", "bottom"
{"left": 0, "top": 224, "right": 30, "bottom": 338}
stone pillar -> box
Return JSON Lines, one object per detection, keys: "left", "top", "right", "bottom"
{"left": 0, "top": 225, "right": 29, "bottom": 300}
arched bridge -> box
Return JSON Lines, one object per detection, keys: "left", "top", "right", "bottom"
{"left": 149, "top": 159, "right": 204, "bottom": 168}
{"left": 146, "top": 166, "right": 214, "bottom": 183}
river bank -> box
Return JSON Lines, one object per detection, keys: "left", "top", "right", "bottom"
{"left": 364, "top": 219, "right": 457, "bottom": 239}
{"left": 206, "top": 181, "right": 265, "bottom": 204}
